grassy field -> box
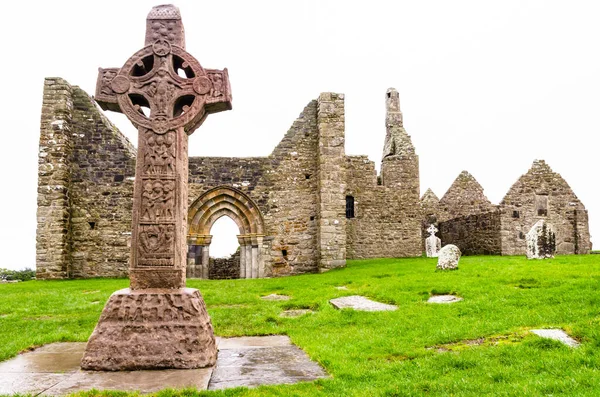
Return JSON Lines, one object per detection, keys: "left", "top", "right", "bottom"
{"left": 1, "top": 255, "right": 600, "bottom": 396}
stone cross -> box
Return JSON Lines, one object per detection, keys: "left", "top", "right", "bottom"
{"left": 427, "top": 224, "right": 438, "bottom": 237}
{"left": 81, "top": 5, "right": 229, "bottom": 370}
{"left": 95, "top": 4, "right": 232, "bottom": 290}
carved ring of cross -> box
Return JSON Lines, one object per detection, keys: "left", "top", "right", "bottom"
{"left": 110, "top": 39, "right": 212, "bottom": 135}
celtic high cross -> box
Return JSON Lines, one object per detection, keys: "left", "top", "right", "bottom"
{"left": 95, "top": 4, "right": 232, "bottom": 290}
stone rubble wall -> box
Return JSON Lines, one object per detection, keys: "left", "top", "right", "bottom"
{"left": 439, "top": 210, "right": 502, "bottom": 255}
{"left": 67, "top": 87, "right": 136, "bottom": 278}
{"left": 208, "top": 250, "right": 241, "bottom": 280}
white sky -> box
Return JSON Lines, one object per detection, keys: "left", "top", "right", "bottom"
{"left": 0, "top": 0, "right": 598, "bottom": 268}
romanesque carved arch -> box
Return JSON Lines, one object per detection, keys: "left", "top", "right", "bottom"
{"left": 187, "top": 186, "right": 266, "bottom": 279}
{"left": 188, "top": 186, "right": 265, "bottom": 235}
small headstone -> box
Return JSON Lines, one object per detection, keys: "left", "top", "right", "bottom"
{"left": 427, "top": 295, "right": 462, "bottom": 304}
{"left": 335, "top": 286, "right": 349, "bottom": 290}
{"left": 279, "top": 309, "right": 313, "bottom": 318}
{"left": 526, "top": 220, "right": 556, "bottom": 259}
{"left": 261, "top": 294, "right": 290, "bottom": 301}
{"left": 425, "top": 224, "right": 442, "bottom": 258}
{"left": 531, "top": 329, "right": 579, "bottom": 347}
{"left": 329, "top": 295, "right": 397, "bottom": 312}
{"left": 436, "top": 244, "right": 461, "bottom": 270}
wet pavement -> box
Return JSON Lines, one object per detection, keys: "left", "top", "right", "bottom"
{"left": 0, "top": 336, "right": 328, "bottom": 395}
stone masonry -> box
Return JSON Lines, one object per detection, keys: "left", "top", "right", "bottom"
{"left": 428, "top": 161, "right": 591, "bottom": 255}
{"left": 37, "top": 80, "right": 591, "bottom": 280}
{"left": 37, "top": 82, "right": 425, "bottom": 280}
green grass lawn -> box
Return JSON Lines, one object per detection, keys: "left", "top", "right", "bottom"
{"left": 1, "top": 255, "right": 600, "bottom": 396}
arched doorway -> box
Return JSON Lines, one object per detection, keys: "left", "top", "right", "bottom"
{"left": 187, "top": 186, "right": 266, "bottom": 279}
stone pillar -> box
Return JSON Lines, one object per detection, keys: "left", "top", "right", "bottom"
{"left": 316, "top": 93, "right": 347, "bottom": 271}
{"left": 245, "top": 244, "right": 252, "bottom": 278}
{"left": 186, "top": 245, "right": 196, "bottom": 278}
{"left": 238, "top": 236, "right": 246, "bottom": 279}
{"left": 251, "top": 245, "right": 259, "bottom": 279}
{"left": 255, "top": 236, "right": 265, "bottom": 278}
{"left": 36, "top": 78, "right": 74, "bottom": 280}
{"left": 202, "top": 246, "right": 210, "bottom": 279}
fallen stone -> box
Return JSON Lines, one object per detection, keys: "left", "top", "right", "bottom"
{"left": 437, "top": 244, "right": 461, "bottom": 270}
{"left": 261, "top": 294, "right": 290, "bottom": 301}
{"left": 530, "top": 329, "right": 579, "bottom": 347}
{"left": 280, "top": 309, "right": 313, "bottom": 318}
{"left": 329, "top": 295, "right": 397, "bottom": 312}
{"left": 427, "top": 295, "right": 463, "bottom": 304}
{"left": 335, "top": 286, "right": 349, "bottom": 290}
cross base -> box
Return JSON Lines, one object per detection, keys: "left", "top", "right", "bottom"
{"left": 81, "top": 288, "right": 217, "bottom": 371}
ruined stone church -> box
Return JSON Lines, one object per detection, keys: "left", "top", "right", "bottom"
{"left": 36, "top": 79, "right": 591, "bottom": 280}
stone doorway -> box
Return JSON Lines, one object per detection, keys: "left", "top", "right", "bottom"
{"left": 187, "top": 186, "right": 267, "bottom": 279}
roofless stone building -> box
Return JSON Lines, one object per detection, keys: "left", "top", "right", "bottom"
{"left": 36, "top": 69, "right": 591, "bottom": 280}
{"left": 429, "top": 161, "right": 591, "bottom": 255}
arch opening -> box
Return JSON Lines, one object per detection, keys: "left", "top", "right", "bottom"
{"left": 187, "top": 186, "right": 267, "bottom": 280}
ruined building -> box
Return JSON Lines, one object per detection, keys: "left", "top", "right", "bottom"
{"left": 36, "top": 80, "right": 423, "bottom": 279}
{"left": 36, "top": 77, "right": 590, "bottom": 280}
{"left": 424, "top": 162, "right": 591, "bottom": 255}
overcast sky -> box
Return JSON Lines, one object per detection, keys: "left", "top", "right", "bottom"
{"left": 1, "top": 0, "right": 598, "bottom": 268}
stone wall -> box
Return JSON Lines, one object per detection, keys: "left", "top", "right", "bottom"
{"left": 499, "top": 160, "right": 591, "bottom": 255}
{"left": 37, "top": 79, "right": 590, "bottom": 280}
{"left": 345, "top": 156, "right": 422, "bottom": 259}
{"left": 208, "top": 250, "right": 241, "bottom": 280}
{"left": 36, "top": 78, "right": 136, "bottom": 279}
{"left": 36, "top": 78, "right": 73, "bottom": 279}
{"left": 316, "top": 93, "right": 347, "bottom": 271}
{"left": 344, "top": 89, "right": 422, "bottom": 260}
{"left": 187, "top": 100, "right": 321, "bottom": 277}
{"left": 438, "top": 171, "right": 494, "bottom": 222}
{"left": 68, "top": 87, "right": 136, "bottom": 278}
{"left": 439, "top": 210, "right": 502, "bottom": 255}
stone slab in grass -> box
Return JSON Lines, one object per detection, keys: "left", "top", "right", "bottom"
{"left": 0, "top": 336, "right": 327, "bottom": 395}
{"left": 531, "top": 329, "right": 580, "bottom": 347}
{"left": 330, "top": 295, "right": 397, "bottom": 312}
{"left": 428, "top": 295, "right": 463, "bottom": 304}
{"left": 261, "top": 294, "right": 290, "bottom": 301}
{"left": 208, "top": 345, "right": 327, "bottom": 390}
{"left": 280, "top": 309, "right": 313, "bottom": 318}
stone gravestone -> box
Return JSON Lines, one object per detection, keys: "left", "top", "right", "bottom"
{"left": 425, "top": 224, "right": 441, "bottom": 258}
{"left": 81, "top": 5, "right": 232, "bottom": 370}
{"left": 526, "top": 220, "right": 556, "bottom": 259}
{"left": 436, "top": 244, "right": 461, "bottom": 270}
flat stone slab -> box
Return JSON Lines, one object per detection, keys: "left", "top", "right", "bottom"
{"left": 261, "top": 294, "right": 290, "bottom": 301}
{"left": 334, "top": 286, "right": 349, "bottom": 290}
{"left": 0, "top": 336, "right": 327, "bottom": 395}
{"left": 531, "top": 329, "right": 580, "bottom": 347}
{"left": 208, "top": 345, "right": 327, "bottom": 390}
{"left": 427, "top": 295, "right": 463, "bottom": 304}
{"left": 280, "top": 309, "right": 314, "bottom": 318}
{"left": 329, "top": 295, "right": 397, "bottom": 312}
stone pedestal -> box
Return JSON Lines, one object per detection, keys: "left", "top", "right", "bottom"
{"left": 81, "top": 288, "right": 217, "bottom": 371}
